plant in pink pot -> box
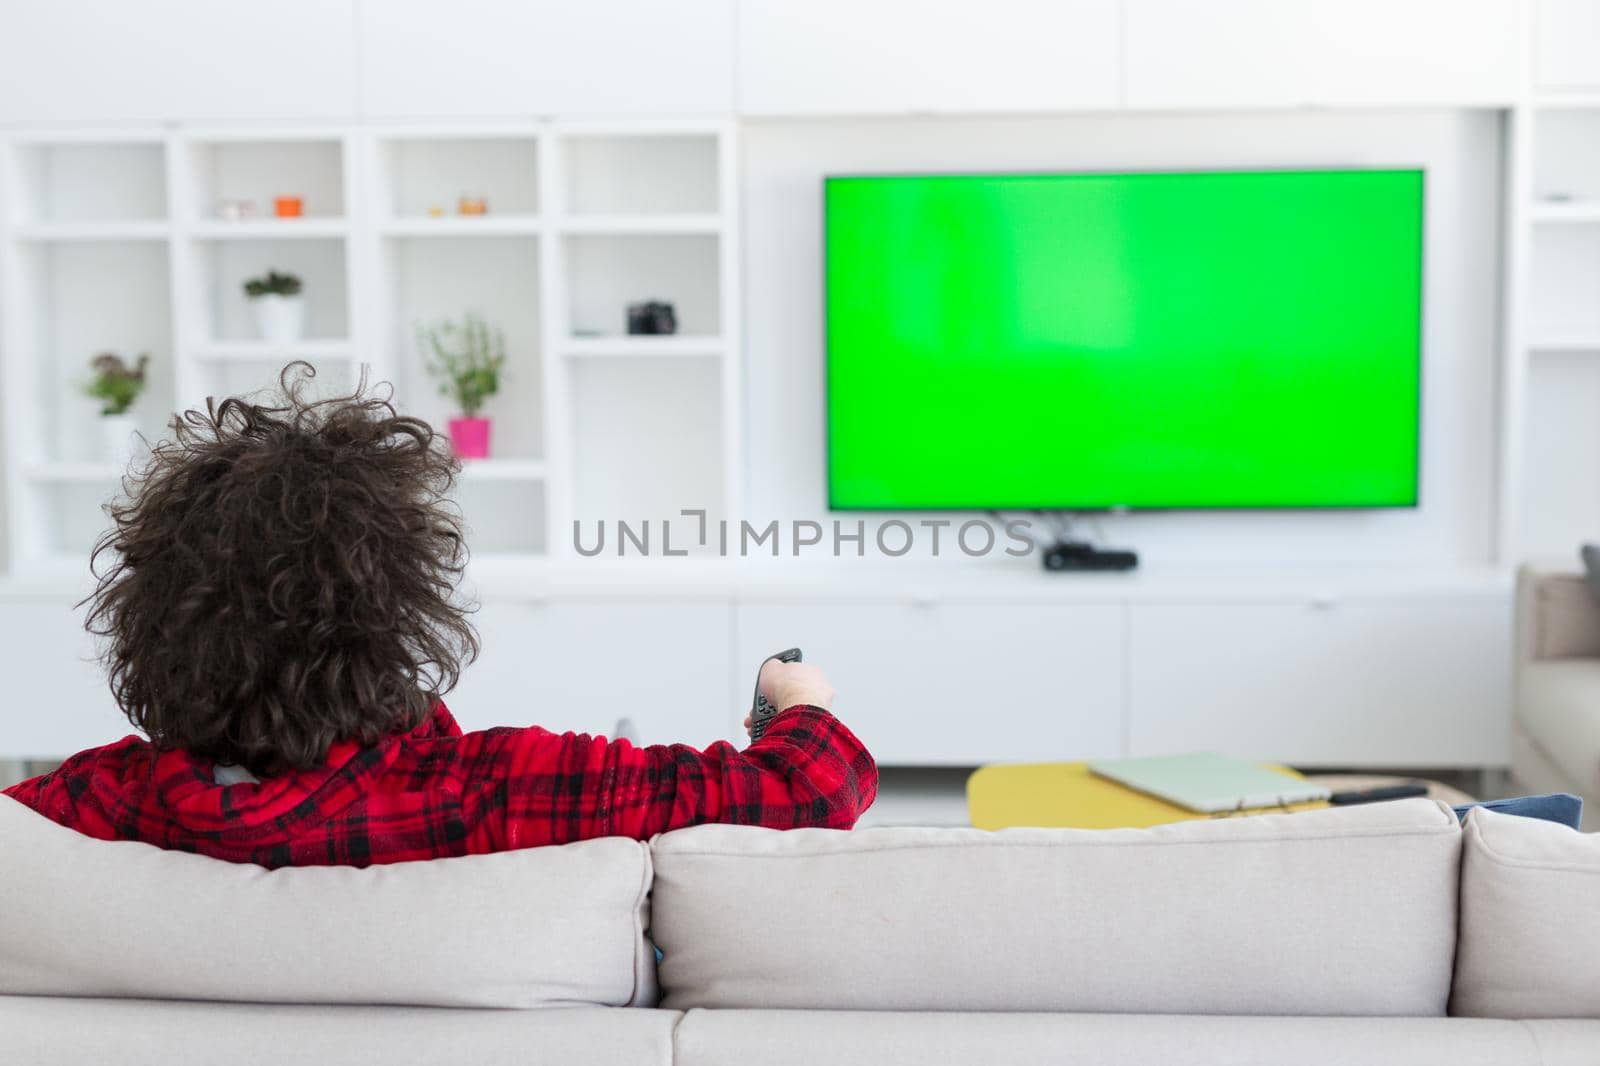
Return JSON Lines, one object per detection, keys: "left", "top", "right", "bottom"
{"left": 420, "top": 313, "right": 506, "bottom": 460}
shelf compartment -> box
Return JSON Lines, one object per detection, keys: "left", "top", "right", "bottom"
{"left": 30, "top": 481, "right": 125, "bottom": 561}
{"left": 562, "top": 133, "right": 718, "bottom": 217}
{"left": 375, "top": 136, "right": 540, "bottom": 220}
{"left": 1534, "top": 108, "right": 1600, "bottom": 206}
{"left": 564, "top": 233, "right": 720, "bottom": 338}
{"left": 191, "top": 237, "right": 349, "bottom": 344}
{"left": 568, "top": 357, "right": 724, "bottom": 549}
{"left": 562, "top": 335, "right": 724, "bottom": 358}
{"left": 184, "top": 138, "right": 345, "bottom": 223}
{"left": 453, "top": 478, "right": 547, "bottom": 557}
{"left": 1528, "top": 223, "right": 1600, "bottom": 340}
{"left": 1519, "top": 351, "right": 1600, "bottom": 558}
{"left": 13, "top": 240, "right": 174, "bottom": 466}
{"left": 10, "top": 141, "right": 167, "bottom": 223}
{"left": 381, "top": 234, "right": 543, "bottom": 461}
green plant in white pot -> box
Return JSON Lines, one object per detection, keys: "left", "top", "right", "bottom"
{"left": 84, "top": 352, "right": 150, "bottom": 464}
{"left": 243, "top": 270, "right": 305, "bottom": 343}
{"left": 420, "top": 313, "right": 506, "bottom": 459}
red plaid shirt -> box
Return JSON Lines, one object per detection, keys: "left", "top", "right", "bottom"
{"left": 2, "top": 703, "right": 877, "bottom": 867}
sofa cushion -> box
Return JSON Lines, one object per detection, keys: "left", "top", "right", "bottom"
{"left": 651, "top": 798, "right": 1460, "bottom": 1015}
{"left": 672, "top": 1010, "right": 1549, "bottom": 1066}
{"left": 0, "top": 796, "right": 656, "bottom": 1008}
{"left": 1452, "top": 806, "right": 1600, "bottom": 1018}
{"left": 0, "top": 998, "right": 680, "bottom": 1066}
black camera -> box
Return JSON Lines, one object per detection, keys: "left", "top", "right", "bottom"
{"left": 626, "top": 300, "right": 678, "bottom": 336}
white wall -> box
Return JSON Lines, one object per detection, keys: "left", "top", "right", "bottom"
{"left": 742, "top": 110, "right": 1505, "bottom": 568}
{"left": 0, "top": 0, "right": 1530, "bottom": 124}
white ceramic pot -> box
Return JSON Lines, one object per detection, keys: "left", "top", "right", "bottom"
{"left": 250, "top": 294, "right": 306, "bottom": 343}
{"left": 98, "top": 413, "right": 139, "bottom": 466}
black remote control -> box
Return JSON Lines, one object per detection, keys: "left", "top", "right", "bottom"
{"left": 749, "top": 647, "right": 803, "bottom": 741}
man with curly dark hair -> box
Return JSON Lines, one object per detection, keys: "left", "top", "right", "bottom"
{"left": 3, "top": 366, "right": 877, "bottom": 867}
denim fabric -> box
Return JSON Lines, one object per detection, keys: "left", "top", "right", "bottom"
{"left": 1453, "top": 793, "right": 1583, "bottom": 829}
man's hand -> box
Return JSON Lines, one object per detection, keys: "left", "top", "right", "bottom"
{"left": 745, "top": 660, "right": 837, "bottom": 739}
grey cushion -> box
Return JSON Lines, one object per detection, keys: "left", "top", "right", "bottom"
{"left": 673, "top": 1010, "right": 1553, "bottom": 1066}
{"left": 0, "top": 796, "right": 657, "bottom": 1008}
{"left": 1452, "top": 806, "right": 1600, "bottom": 1019}
{"left": 1516, "top": 660, "right": 1600, "bottom": 798}
{"left": 651, "top": 799, "right": 1461, "bottom": 1016}
{"left": 0, "top": 998, "right": 680, "bottom": 1066}
{"left": 1523, "top": 570, "right": 1600, "bottom": 660}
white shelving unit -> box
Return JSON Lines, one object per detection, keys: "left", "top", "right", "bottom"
{"left": 1, "top": 119, "right": 738, "bottom": 574}
{"left": 0, "top": 130, "right": 174, "bottom": 572}
{"left": 1501, "top": 4, "right": 1600, "bottom": 561}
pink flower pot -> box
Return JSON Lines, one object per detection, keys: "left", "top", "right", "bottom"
{"left": 448, "top": 417, "right": 491, "bottom": 459}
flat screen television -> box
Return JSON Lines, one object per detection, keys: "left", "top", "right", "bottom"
{"left": 824, "top": 168, "right": 1423, "bottom": 510}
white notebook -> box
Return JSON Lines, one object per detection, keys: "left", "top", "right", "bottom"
{"left": 1087, "top": 753, "right": 1331, "bottom": 813}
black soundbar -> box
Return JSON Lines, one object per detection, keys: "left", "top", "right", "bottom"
{"left": 1042, "top": 540, "right": 1140, "bottom": 572}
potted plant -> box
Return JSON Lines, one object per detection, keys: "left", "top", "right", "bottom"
{"left": 420, "top": 313, "right": 506, "bottom": 460}
{"left": 243, "top": 270, "right": 305, "bottom": 343}
{"left": 84, "top": 352, "right": 150, "bottom": 464}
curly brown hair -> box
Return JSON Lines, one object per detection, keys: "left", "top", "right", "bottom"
{"left": 85, "top": 364, "right": 479, "bottom": 776}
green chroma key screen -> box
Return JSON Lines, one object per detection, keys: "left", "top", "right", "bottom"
{"left": 824, "top": 169, "right": 1423, "bottom": 509}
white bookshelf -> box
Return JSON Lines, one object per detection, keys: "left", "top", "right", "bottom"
{"left": 1501, "top": 2, "right": 1600, "bottom": 561}
{"left": 0, "top": 119, "right": 738, "bottom": 574}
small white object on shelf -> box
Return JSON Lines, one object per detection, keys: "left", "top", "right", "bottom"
{"left": 96, "top": 415, "right": 140, "bottom": 467}
{"left": 250, "top": 295, "right": 306, "bottom": 344}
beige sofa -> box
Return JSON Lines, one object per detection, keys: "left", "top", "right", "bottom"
{"left": 1514, "top": 565, "right": 1600, "bottom": 824}
{"left": 3, "top": 794, "right": 1599, "bottom": 1065}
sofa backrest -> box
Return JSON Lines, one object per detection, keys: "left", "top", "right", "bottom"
{"left": 649, "top": 798, "right": 1462, "bottom": 1016}
{"left": 0, "top": 796, "right": 657, "bottom": 1009}
{"left": 1452, "top": 806, "right": 1600, "bottom": 1019}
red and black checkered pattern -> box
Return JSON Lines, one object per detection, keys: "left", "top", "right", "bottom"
{"left": 3, "top": 703, "right": 877, "bottom": 868}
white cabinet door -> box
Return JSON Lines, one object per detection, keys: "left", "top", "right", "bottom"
{"left": 1128, "top": 598, "right": 1511, "bottom": 767}
{"left": 0, "top": 600, "right": 127, "bottom": 759}
{"left": 735, "top": 600, "right": 1125, "bottom": 765}
{"left": 1536, "top": 0, "right": 1600, "bottom": 88}
{"left": 447, "top": 599, "right": 735, "bottom": 748}
{"left": 0, "top": 0, "right": 358, "bottom": 123}
{"left": 1124, "top": 0, "right": 1522, "bottom": 109}
{"left": 358, "top": 0, "right": 736, "bottom": 117}
{"left": 736, "top": 0, "right": 1119, "bottom": 115}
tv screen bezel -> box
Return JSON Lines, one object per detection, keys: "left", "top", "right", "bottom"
{"left": 821, "top": 165, "right": 1427, "bottom": 514}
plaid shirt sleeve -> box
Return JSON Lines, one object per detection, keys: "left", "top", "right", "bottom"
{"left": 484, "top": 705, "right": 879, "bottom": 848}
